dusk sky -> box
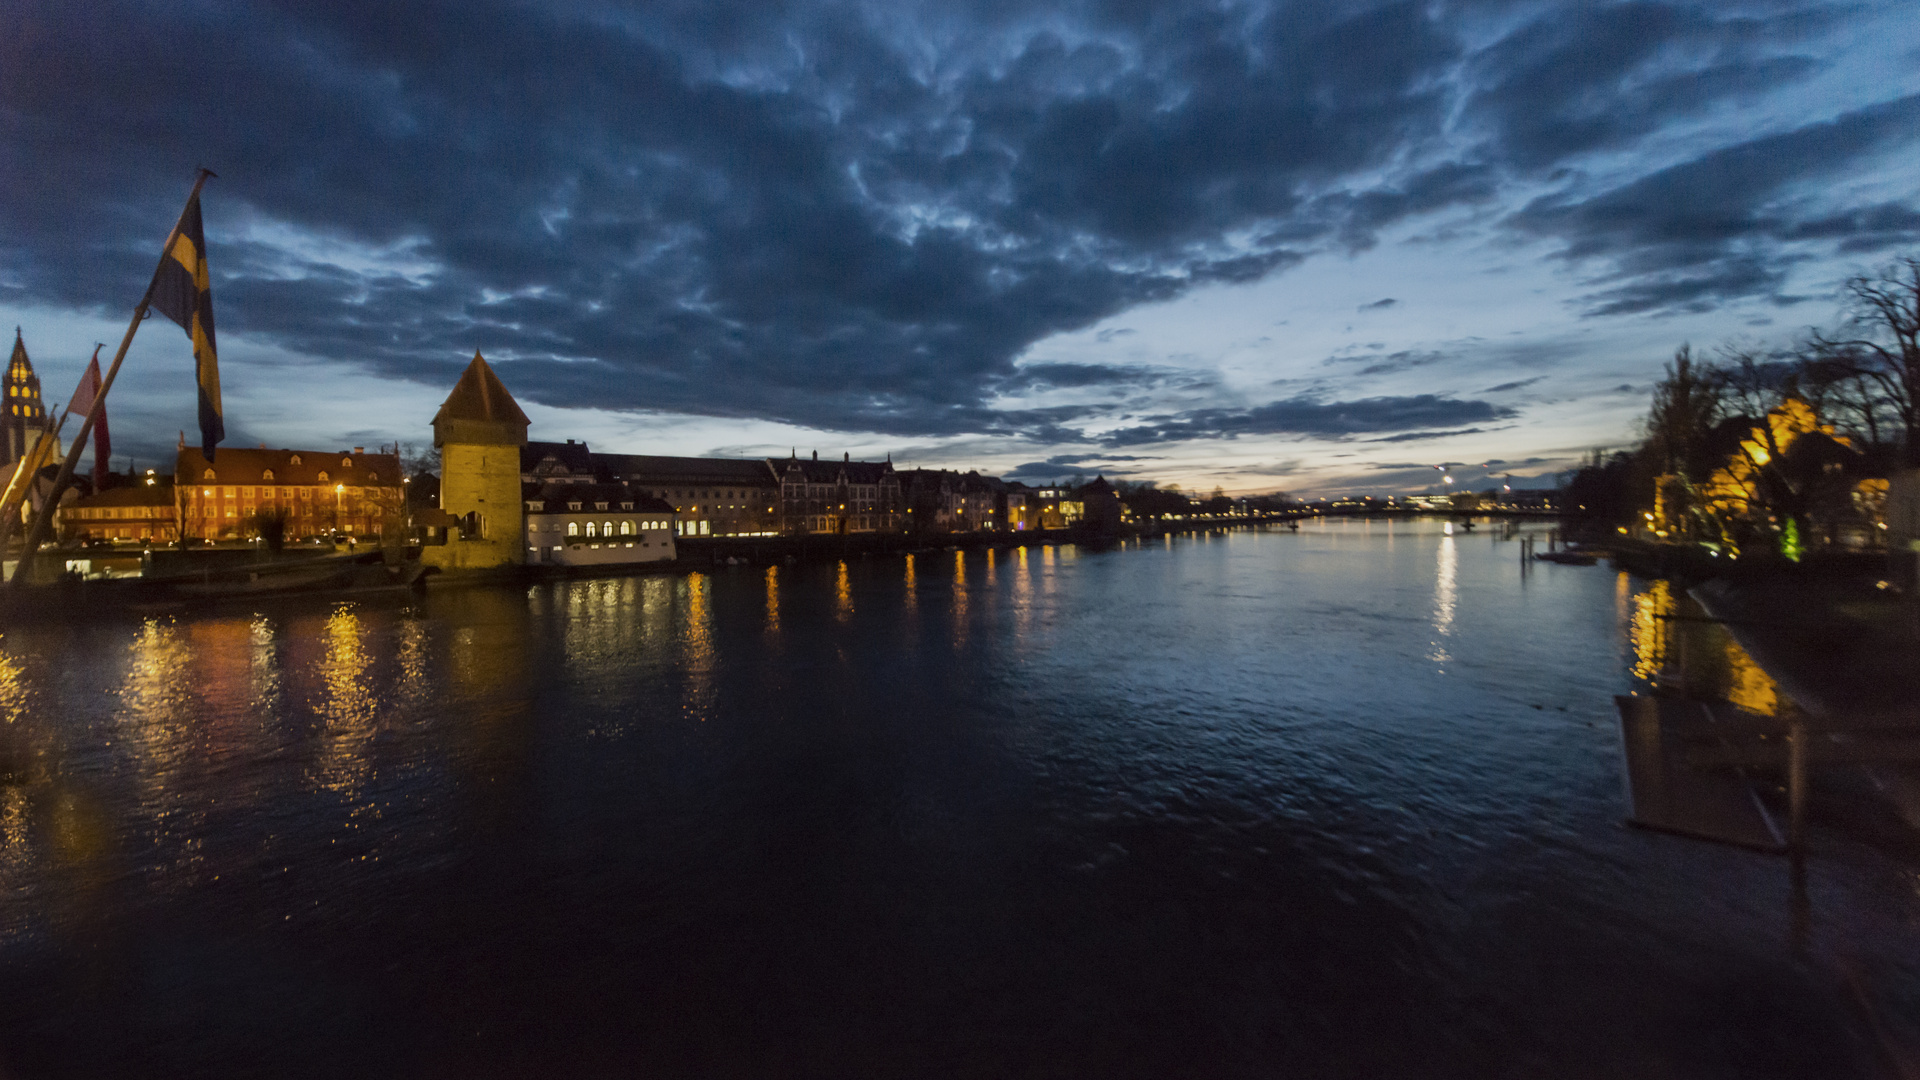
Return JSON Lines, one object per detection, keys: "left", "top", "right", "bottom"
{"left": 3, "top": 0, "right": 1917, "bottom": 495}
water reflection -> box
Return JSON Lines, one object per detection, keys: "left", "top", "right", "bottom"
{"left": 836, "top": 560, "right": 853, "bottom": 623}
{"left": 765, "top": 566, "right": 781, "bottom": 635}
{"left": 1012, "top": 546, "right": 1033, "bottom": 643}
{"left": 312, "top": 605, "right": 377, "bottom": 796}
{"left": 682, "top": 573, "right": 715, "bottom": 720}
{"left": 1430, "top": 533, "right": 1456, "bottom": 664}
{"left": 903, "top": 554, "right": 917, "bottom": 613}
{"left": 1628, "top": 577, "right": 1780, "bottom": 714}
{"left": 952, "top": 551, "right": 969, "bottom": 648}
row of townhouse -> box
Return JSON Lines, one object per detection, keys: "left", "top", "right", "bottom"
{"left": 520, "top": 439, "right": 1098, "bottom": 538}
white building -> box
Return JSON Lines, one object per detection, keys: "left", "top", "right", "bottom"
{"left": 524, "top": 483, "right": 676, "bottom": 566}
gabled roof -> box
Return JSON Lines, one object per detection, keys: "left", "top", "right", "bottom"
{"left": 522, "top": 480, "right": 674, "bottom": 515}
{"left": 599, "top": 454, "right": 779, "bottom": 486}
{"left": 176, "top": 446, "right": 401, "bottom": 488}
{"left": 523, "top": 439, "right": 596, "bottom": 476}
{"left": 434, "top": 352, "right": 530, "bottom": 427}
{"left": 771, "top": 456, "right": 897, "bottom": 484}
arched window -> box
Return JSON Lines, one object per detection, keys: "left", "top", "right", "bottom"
{"left": 567, "top": 522, "right": 579, "bottom": 537}
{"left": 317, "top": 471, "right": 329, "bottom": 482}
{"left": 619, "top": 520, "right": 632, "bottom": 536}
{"left": 203, "top": 468, "right": 215, "bottom": 480}
{"left": 603, "top": 521, "right": 613, "bottom": 538}
{"left": 585, "top": 521, "right": 596, "bottom": 537}
{"left": 262, "top": 469, "right": 274, "bottom": 481}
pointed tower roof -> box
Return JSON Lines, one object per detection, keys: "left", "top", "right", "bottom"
{"left": 6, "top": 328, "right": 45, "bottom": 416}
{"left": 431, "top": 351, "right": 530, "bottom": 447}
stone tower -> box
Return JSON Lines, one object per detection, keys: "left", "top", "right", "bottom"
{"left": 3, "top": 330, "right": 48, "bottom": 469}
{"left": 424, "top": 351, "right": 530, "bottom": 571}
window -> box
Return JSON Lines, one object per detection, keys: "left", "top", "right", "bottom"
{"left": 289, "top": 454, "right": 302, "bottom": 465}
{"left": 620, "top": 502, "right": 633, "bottom": 510}
{"left": 595, "top": 502, "right": 608, "bottom": 511}
{"left": 262, "top": 470, "right": 274, "bottom": 481}
{"left": 567, "top": 522, "right": 579, "bottom": 537}
{"left": 317, "top": 471, "right": 329, "bottom": 482}
{"left": 603, "top": 521, "right": 613, "bottom": 537}
{"left": 567, "top": 502, "right": 582, "bottom": 511}
{"left": 341, "top": 457, "right": 352, "bottom": 467}
{"left": 586, "top": 521, "right": 597, "bottom": 538}
{"left": 366, "top": 472, "right": 376, "bottom": 481}
{"left": 618, "top": 520, "right": 632, "bottom": 536}
{"left": 203, "top": 468, "right": 215, "bottom": 480}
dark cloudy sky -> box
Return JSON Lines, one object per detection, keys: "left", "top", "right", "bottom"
{"left": 3, "top": 0, "right": 1916, "bottom": 494}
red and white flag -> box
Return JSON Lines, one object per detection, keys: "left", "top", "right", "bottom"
{"left": 65, "top": 345, "right": 111, "bottom": 490}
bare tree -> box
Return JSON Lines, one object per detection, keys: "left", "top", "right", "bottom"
{"left": 1809, "top": 255, "right": 1920, "bottom": 466}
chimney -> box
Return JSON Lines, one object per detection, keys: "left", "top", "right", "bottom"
{"left": 353, "top": 446, "right": 365, "bottom": 454}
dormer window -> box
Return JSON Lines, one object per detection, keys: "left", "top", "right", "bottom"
{"left": 203, "top": 468, "right": 215, "bottom": 480}
{"left": 595, "top": 502, "right": 608, "bottom": 511}
{"left": 567, "top": 502, "right": 582, "bottom": 511}
{"left": 289, "top": 454, "right": 302, "bottom": 465}
{"left": 366, "top": 471, "right": 377, "bottom": 482}
{"left": 526, "top": 501, "right": 541, "bottom": 511}
{"left": 341, "top": 456, "right": 353, "bottom": 467}
{"left": 317, "top": 471, "right": 330, "bottom": 482}
{"left": 262, "top": 469, "right": 275, "bottom": 481}
{"left": 620, "top": 502, "right": 633, "bottom": 510}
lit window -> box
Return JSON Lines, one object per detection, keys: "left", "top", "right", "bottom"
{"left": 317, "top": 471, "right": 329, "bottom": 482}
{"left": 567, "top": 522, "right": 579, "bottom": 537}
{"left": 586, "top": 521, "right": 597, "bottom": 537}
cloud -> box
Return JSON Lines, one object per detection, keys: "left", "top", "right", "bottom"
{"left": 1482, "top": 376, "right": 1547, "bottom": 393}
{"left": 0, "top": 0, "right": 1912, "bottom": 457}
{"left": 1512, "top": 92, "right": 1920, "bottom": 314}
{"left": 1101, "top": 394, "right": 1515, "bottom": 445}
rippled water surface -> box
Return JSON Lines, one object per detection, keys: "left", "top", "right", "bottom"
{"left": 0, "top": 520, "right": 1915, "bottom": 1077}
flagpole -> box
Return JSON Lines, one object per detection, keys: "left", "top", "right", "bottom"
{"left": 11, "top": 168, "right": 214, "bottom": 589}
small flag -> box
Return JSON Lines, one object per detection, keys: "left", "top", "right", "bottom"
{"left": 149, "top": 191, "right": 223, "bottom": 459}
{"left": 65, "top": 346, "right": 111, "bottom": 491}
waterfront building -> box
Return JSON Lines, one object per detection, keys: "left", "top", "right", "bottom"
{"left": 524, "top": 482, "right": 676, "bottom": 565}
{"left": 601, "top": 453, "right": 783, "bottom": 537}
{"left": 60, "top": 473, "right": 178, "bottom": 543}
{"left": 174, "top": 443, "right": 402, "bottom": 541}
{"left": 771, "top": 451, "right": 902, "bottom": 536}
{"left": 3, "top": 330, "right": 51, "bottom": 471}
{"left": 424, "top": 352, "right": 530, "bottom": 570}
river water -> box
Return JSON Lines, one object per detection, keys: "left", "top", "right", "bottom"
{"left": 0, "top": 519, "right": 1914, "bottom": 1077}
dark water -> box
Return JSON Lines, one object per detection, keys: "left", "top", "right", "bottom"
{"left": 0, "top": 520, "right": 1915, "bottom": 1078}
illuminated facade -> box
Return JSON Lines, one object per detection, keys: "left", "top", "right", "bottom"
{"left": 174, "top": 445, "right": 403, "bottom": 541}
{"left": 773, "top": 452, "right": 903, "bottom": 535}
{"left": 61, "top": 479, "right": 179, "bottom": 543}
{"left": 524, "top": 482, "right": 677, "bottom": 565}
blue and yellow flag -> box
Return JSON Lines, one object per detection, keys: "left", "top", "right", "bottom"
{"left": 149, "top": 192, "right": 223, "bottom": 459}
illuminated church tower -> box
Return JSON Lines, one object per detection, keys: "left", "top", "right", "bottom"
{"left": 3, "top": 329, "right": 49, "bottom": 469}
{"left": 423, "top": 351, "right": 530, "bottom": 571}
